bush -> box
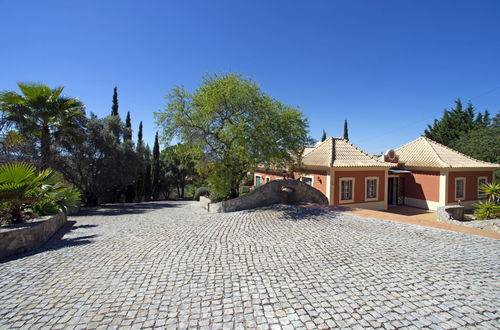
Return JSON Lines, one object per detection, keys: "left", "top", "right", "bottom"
{"left": 473, "top": 201, "right": 500, "bottom": 220}
{"left": 193, "top": 186, "right": 210, "bottom": 201}
{"left": 239, "top": 185, "right": 251, "bottom": 195}
{"left": 0, "top": 162, "right": 80, "bottom": 224}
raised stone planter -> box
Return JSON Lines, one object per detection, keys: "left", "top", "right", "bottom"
{"left": 437, "top": 205, "right": 464, "bottom": 222}
{"left": 201, "top": 180, "right": 328, "bottom": 213}
{"left": 0, "top": 212, "right": 67, "bottom": 259}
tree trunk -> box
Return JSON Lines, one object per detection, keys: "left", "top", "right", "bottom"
{"left": 40, "top": 124, "right": 51, "bottom": 170}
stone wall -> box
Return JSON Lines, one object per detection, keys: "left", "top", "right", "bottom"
{"left": 0, "top": 212, "right": 67, "bottom": 259}
{"left": 204, "top": 179, "right": 328, "bottom": 213}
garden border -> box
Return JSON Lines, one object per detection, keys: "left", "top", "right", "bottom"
{"left": 0, "top": 212, "right": 67, "bottom": 259}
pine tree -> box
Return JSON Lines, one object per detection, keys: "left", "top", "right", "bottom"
{"left": 111, "top": 86, "right": 119, "bottom": 116}
{"left": 124, "top": 111, "right": 132, "bottom": 142}
{"left": 144, "top": 145, "right": 153, "bottom": 201}
{"left": 152, "top": 132, "right": 161, "bottom": 200}
{"left": 424, "top": 99, "right": 483, "bottom": 146}
{"left": 343, "top": 120, "right": 349, "bottom": 141}
{"left": 321, "top": 130, "right": 327, "bottom": 142}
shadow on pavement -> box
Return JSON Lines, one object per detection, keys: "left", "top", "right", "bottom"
{"left": 0, "top": 220, "right": 97, "bottom": 263}
{"left": 242, "top": 203, "right": 335, "bottom": 221}
{"left": 73, "top": 201, "right": 180, "bottom": 217}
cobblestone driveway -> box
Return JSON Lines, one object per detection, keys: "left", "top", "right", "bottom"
{"left": 1, "top": 201, "right": 499, "bottom": 329}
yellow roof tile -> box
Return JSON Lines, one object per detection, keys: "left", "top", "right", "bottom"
{"left": 302, "top": 138, "right": 391, "bottom": 168}
{"left": 395, "top": 136, "right": 499, "bottom": 168}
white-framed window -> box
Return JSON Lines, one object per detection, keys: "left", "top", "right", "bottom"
{"left": 301, "top": 176, "right": 313, "bottom": 186}
{"left": 265, "top": 177, "right": 270, "bottom": 183}
{"left": 455, "top": 177, "right": 466, "bottom": 200}
{"left": 339, "top": 177, "right": 355, "bottom": 203}
{"left": 477, "top": 176, "right": 488, "bottom": 199}
{"left": 255, "top": 175, "right": 262, "bottom": 186}
{"left": 365, "top": 177, "right": 379, "bottom": 201}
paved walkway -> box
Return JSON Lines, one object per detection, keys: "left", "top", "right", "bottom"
{"left": 342, "top": 206, "right": 500, "bottom": 239}
{"left": 0, "top": 201, "right": 499, "bottom": 329}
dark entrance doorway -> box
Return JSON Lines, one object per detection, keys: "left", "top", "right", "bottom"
{"left": 388, "top": 177, "right": 399, "bottom": 205}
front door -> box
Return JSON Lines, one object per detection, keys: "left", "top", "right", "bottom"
{"left": 388, "top": 177, "right": 398, "bottom": 205}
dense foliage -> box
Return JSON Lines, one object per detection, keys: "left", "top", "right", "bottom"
{"left": 473, "top": 183, "right": 500, "bottom": 220}
{"left": 425, "top": 100, "right": 499, "bottom": 218}
{"left": 0, "top": 162, "right": 80, "bottom": 224}
{"left": 0, "top": 83, "right": 86, "bottom": 170}
{"left": 1, "top": 83, "right": 198, "bottom": 207}
{"left": 424, "top": 99, "right": 499, "bottom": 176}
{"left": 156, "top": 73, "right": 311, "bottom": 199}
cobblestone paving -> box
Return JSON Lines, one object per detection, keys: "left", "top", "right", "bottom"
{"left": 1, "top": 201, "right": 499, "bottom": 329}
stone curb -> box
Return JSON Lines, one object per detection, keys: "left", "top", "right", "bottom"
{"left": 0, "top": 212, "right": 67, "bottom": 259}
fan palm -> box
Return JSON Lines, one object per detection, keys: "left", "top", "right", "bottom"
{"left": 479, "top": 182, "right": 500, "bottom": 203}
{"left": 0, "top": 83, "right": 85, "bottom": 169}
{"left": 0, "top": 162, "right": 59, "bottom": 223}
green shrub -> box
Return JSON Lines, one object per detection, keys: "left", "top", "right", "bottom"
{"left": 193, "top": 187, "right": 210, "bottom": 201}
{"left": 473, "top": 201, "right": 500, "bottom": 220}
{"left": 34, "top": 186, "right": 81, "bottom": 216}
{"left": 239, "top": 185, "right": 251, "bottom": 195}
{"left": 0, "top": 162, "right": 80, "bottom": 223}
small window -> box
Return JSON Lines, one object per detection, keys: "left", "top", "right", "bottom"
{"left": 477, "top": 177, "right": 488, "bottom": 199}
{"left": 301, "top": 177, "right": 313, "bottom": 186}
{"left": 265, "top": 177, "right": 270, "bottom": 183}
{"left": 455, "top": 177, "right": 465, "bottom": 200}
{"left": 339, "top": 178, "right": 354, "bottom": 203}
{"left": 255, "top": 175, "right": 262, "bottom": 186}
{"left": 365, "top": 177, "right": 378, "bottom": 201}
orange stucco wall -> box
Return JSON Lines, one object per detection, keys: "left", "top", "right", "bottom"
{"left": 447, "top": 171, "right": 493, "bottom": 203}
{"left": 404, "top": 170, "right": 440, "bottom": 202}
{"left": 334, "top": 171, "right": 385, "bottom": 205}
{"left": 293, "top": 169, "right": 328, "bottom": 197}
{"left": 254, "top": 169, "right": 328, "bottom": 197}
{"left": 254, "top": 171, "right": 284, "bottom": 183}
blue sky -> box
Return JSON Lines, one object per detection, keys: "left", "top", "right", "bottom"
{"left": 1, "top": 0, "right": 499, "bottom": 154}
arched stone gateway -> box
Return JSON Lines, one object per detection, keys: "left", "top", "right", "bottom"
{"left": 203, "top": 180, "right": 328, "bottom": 213}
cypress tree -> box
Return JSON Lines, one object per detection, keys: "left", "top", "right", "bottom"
{"left": 343, "top": 120, "right": 349, "bottom": 141}
{"left": 138, "top": 121, "right": 143, "bottom": 142}
{"left": 321, "top": 129, "right": 327, "bottom": 142}
{"left": 124, "top": 111, "right": 132, "bottom": 142}
{"left": 111, "top": 86, "right": 119, "bottom": 116}
{"left": 152, "top": 132, "right": 161, "bottom": 200}
{"left": 144, "top": 145, "right": 153, "bottom": 201}
{"left": 135, "top": 121, "right": 145, "bottom": 202}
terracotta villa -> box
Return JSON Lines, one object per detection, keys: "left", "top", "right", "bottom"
{"left": 254, "top": 136, "right": 499, "bottom": 210}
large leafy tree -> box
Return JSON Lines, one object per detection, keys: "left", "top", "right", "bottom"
{"left": 0, "top": 83, "right": 86, "bottom": 169}
{"left": 155, "top": 73, "right": 311, "bottom": 198}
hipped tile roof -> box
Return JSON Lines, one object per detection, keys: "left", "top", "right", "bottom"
{"left": 301, "top": 138, "right": 392, "bottom": 168}
{"left": 394, "top": 136, "right": 499, "bottom": 168}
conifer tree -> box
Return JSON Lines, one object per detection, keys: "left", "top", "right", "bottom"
{"left": 138, "top": 121, "right": 143, "bottom": 142}
{"left": 152, "top": 132, "right": 161, "bottom": 200}
{"left": 135, "top": 121, "right": 145, "bottom": 202}
{"left": 343, "top": 120, "right": 349, "bottom": 141}
{"left": 124, "top": 111, "right": 132, "bottom": 142}
{"left": 321, "top": 130, "right": 327, "bottom": 142}
{"left": 144, "top": 145, "right": 153, "bottom": 201}
{"left": 111, "top": 86, "right": 119, "bottom": 116}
